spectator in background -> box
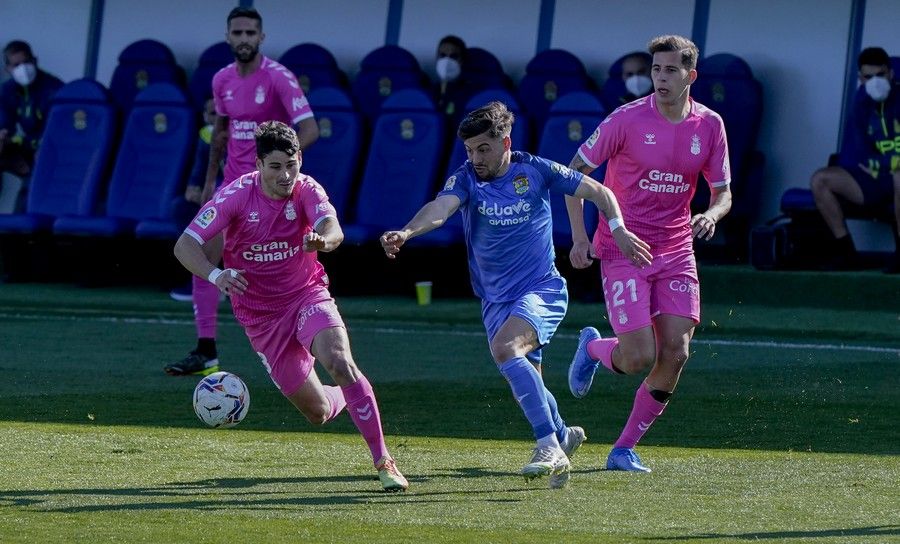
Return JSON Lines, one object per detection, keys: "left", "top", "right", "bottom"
{"left": 0, "top": 40, "right": 63, "bottom": 213}
{"left": 618, "top": 51, "right": 653, "bottom": 105}
{"left": 433, "top": 35, "right": 474, "bottom": 126}
{"left": 809, "top": 46, "right": 900, "bottom": 273}
{"left": 169, "top": 98, "right": 224, "bottom": 301}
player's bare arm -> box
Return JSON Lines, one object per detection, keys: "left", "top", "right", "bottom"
{"left": 303, "top": 216, "right": 343, "bottom": 252}
{"left": 573, "top": 177, "right": 652, "bottom": 267}
{"left": 691, "top": 185, "right": 732, "bottom": 240}
{"left": 294, "top": 117, "right": 320, "bottom": 151}
{"left": 174, "top": 233, "right": 247, "bottom": 295}
{"left": 380, "top": 194, "right": 460, "bottom": 258}
{"left": 568, "top": 153, "right": 596, "bottom": 175}
{"left": 202, "top": 115, "right": 230, "bottom": 202}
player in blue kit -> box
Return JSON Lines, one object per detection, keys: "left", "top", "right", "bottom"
{"left": 380, "top": 101, "right": 651, "bottom": 488}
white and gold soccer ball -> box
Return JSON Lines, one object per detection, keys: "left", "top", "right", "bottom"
{"left": 192, "top": 371, "right": 250, "bottom": 428}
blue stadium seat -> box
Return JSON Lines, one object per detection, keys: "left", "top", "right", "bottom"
{"left": 0, "top": 79, "right": 117, "bottom": 235}
{"left": 342, "top": 88, "right": 447, "bottom": 245}
{"left": 279, "top": 42, "right": 348, "bottom": 94}
{"left": 536, "top": 92, "right": 605, "bottom": 247}
{"left": 691, "top": 53, "right": 764, "bottom": 250}
{"left": 303, "top": 87, "right": 363, "bottom": 222}
{"left": 445, "top": 88, "right": 530, "bottom": 180}
{"left": 517, "top": 49, "right": 593, "bottom": 136}
{"left": 188, "top": 41, "right": 233, "bottom": 112}
{"left": 54, "top": 83, "right": 195, "bottom": 239}
{"left": 109, "top": 39, "right": 186, "bottom": 113}
{"left": 465, "top": 47, "right": 512, "bottom": 92}
{"left": 350, "top": 45, "right": 426, "bottom": 122}
{"left": 599, "top": 51, "right": 651, "bottom": 112}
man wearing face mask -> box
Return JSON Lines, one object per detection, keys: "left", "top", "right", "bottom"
{"left": 433, "top": 35, "right": 474, "bottom": 129}
{"left": 619, "top": 52, "right": 653, "bottom": 104}
{"left": 810, "top": 47, "right": 900, "bottom": 272}
{"left": 0, "top": 40, "right": 63, "bottom": 213}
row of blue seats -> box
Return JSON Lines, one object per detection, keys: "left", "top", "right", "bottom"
{"left": 0, "top": 75, "right": 612, "bottom": 247}
{"left": 0, "top": 54, "right": 769, "bottom": 248}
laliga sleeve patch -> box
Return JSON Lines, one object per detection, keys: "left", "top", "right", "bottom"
{"left": 443, "top": 175, "right": 457, "bottom": 191}
{"left": 585, "top": 126, "right": 601, "bottom": 148}
{"left": 194, "top": 207, "right": 217, "bottom": 229}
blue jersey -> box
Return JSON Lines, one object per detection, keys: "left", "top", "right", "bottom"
{"left": 439, "top": 151, "right": 583, "bottom": 302}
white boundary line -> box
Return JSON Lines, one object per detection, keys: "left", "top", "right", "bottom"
{"left": 2, "top": 311, "right": 898, "bottom": 356}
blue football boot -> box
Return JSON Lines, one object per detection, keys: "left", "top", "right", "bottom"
{"left": 606, "top": 447, "right": 651, "bottom": 472}
{"left": 568, "top": 327, "right": 602, "bottom": 398}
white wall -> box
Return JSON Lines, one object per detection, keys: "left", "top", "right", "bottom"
{"left": 862, "top": 0, "right": 900, "bottom": 54}
{"left": 552, "top": 0, "right": 695, "bottom": 86}
{"left": 95, "top": 0, "right": 233, "bottom": 86}
{"left": 0, "top": 0, "right": 92, "bottom": 83}
{"left": 705, "top": 0, "right": 853, "bottom": 222}
{"left": 256, "top": 0, "right": 390, "bottom": 77}
{"left": 399, "top": 0, "right": 541, "bottom": 82}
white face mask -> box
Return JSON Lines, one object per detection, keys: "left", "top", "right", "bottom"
{"left": 436, "top": 57, "right": 461, "bottom": 82}
{"left": 11, "top": 63, "right": 36, "bottom": 86}
{"left": 624, "top": 74, "right": 653, "bottom": 97}
{"left": 864, "top": 75, "right": 891, "bottom": 102}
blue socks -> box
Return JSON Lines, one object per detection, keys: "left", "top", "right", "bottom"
{"left": 499, "top": 357, "right": 556, "bottom": 440}
{"left": 544, "top": 387, "right": 567, "bottom": 443}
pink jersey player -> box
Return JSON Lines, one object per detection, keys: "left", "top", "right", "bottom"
{"left": 213, "top": 55, "right": 314, "bottom": 184}
{"left": 565, "top": 36, "right": 733, "bottom": 474}
{"left": 578, "top": 93, "right": 730, "bottom": 260}
{"left": 175, "top": 119, "right": 407, "bottom": 492}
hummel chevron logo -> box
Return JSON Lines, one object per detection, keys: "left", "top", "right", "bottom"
{"left": 356, "top": 403, "right": 373, "bottom": 421}
{"left": 637, "top": 422, "right": 651, "bottom": 432}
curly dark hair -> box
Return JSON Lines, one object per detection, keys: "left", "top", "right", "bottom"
{"left": 255, "top": 121, "right": 299, "bottom": 159}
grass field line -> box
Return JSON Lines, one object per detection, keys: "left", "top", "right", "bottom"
{"left": 2, "top": 310, "right": 898, "bottom": 356}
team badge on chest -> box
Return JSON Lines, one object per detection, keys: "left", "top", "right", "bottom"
{"left": 255, "top": 85, "right": 265, "bottom": 104}
{"left": 690, "top": 134, "right": 701, "bottom": 155}
{"left": 285, "top": 202, "right": 297, "bottom": 221}
{"left": 513, "top": 175, "right": 530, "bottom": 195}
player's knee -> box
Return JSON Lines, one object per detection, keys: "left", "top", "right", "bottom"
{"left": 659, "top": 342, "right": 690, "bottom": 370}
{"left": 319, "top": 348, "right": 357, "bottom": 381}
{"left": 810, "top": 170, "right": 829, "bottom": 194}
{"left": 489, "top": 338, "right": 517, "bottom": 364}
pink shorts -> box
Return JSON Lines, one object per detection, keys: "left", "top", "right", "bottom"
{"left": 244, "top": 288, "right": 345, "bottom": 396}
{"left": 600, "top": 248, "right": 700, "bottom": 335}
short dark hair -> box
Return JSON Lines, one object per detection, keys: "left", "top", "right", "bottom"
{"left": 648, "top": 35, "right": 699, "bottom": 71}
{"left": 438, "top": 35, "right": 466, "bottom": 53}
{"left": 4, "top": 40, "right": 34, "bottom": 62}
{"left": 255, "top": 121, "right": 299, "bottom": 159}
{"left": 457, "top": 101, "right": 514, "bottom": 141}
{"left": 858, "top": 47, "right": 890, "bottom": 69}
{"left": 227, "top": 7, "right": 263, "bottom": 29}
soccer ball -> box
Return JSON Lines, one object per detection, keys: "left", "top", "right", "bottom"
{"left": 192, "top": 371, "right": 250, "bottom": 428}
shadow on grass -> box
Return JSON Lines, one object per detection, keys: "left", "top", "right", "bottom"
{"left": 646, "top": 525, "right": 900, "bottom": 541}
{"left": 0, "top": 470, "right": 540, "bottom": 513}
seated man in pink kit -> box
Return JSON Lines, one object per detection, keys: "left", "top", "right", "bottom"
{"left": 174, "top": 121, "right": 407, "bottom": 492}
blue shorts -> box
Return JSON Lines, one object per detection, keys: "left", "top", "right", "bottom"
{"left": 481, "top": 275, "right": 568, "bottom": 365}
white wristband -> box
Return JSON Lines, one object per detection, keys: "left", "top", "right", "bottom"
{"left": 608, "top": 217, "right": 624, "bottom": 232}
{"left": 207, "top": 268, "right": 224, "bottom": 284}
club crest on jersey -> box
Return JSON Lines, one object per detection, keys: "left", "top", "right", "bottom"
{"left": 255, "top": 85, "right": 265, "bottom": 104}
{"left": 513, "top": 175, "right": 530, "bottom": 195}
{"left": 195, "top": 207, "right": 216, "bottom": 229}
{"left": 285, "top": 202, "right": 297, "bottom": 221}
{"left": 444, "top": 175, "right": 457, "bottom": 191}
{"left": 691, "top": 134, "right": 701, "bottom": 155}
{"left": 617, "top": 308, "right": 628, "bottom": 325}
{"left": 248, "top": 211, "right": 259, "bottom": 223}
